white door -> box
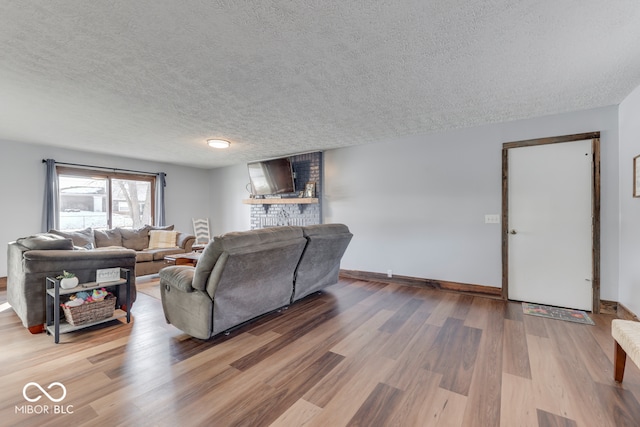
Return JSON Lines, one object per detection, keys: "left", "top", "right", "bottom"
{"left": 507, "top": 140, "right": 593, "bottom": 310}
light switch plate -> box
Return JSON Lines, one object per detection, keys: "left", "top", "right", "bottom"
{"left": 485, "top": 214, "right": 501, "bottom": 224}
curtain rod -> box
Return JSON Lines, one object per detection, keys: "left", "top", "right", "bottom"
{"left": 42, "top": 159, "right": 165, "bottom": 177}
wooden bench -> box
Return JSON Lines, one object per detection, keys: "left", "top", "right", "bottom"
{"left": 612, "top": 319, "right": 640, "bottom": 382}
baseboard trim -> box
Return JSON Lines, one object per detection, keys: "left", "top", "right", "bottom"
{"left": 600, "top": 300, "right": 618, "bottom": 316}
{"left": 616, "top": 301, "right": 639, "bottom": 321}
{"left": 600, "top": 299, "right": 639, "bottom": 320}
{"left": 339, "top": 271, "right": 640, "bottom": 318}
{"left": 339, "top": 270, "right": 503, "bottom": 299}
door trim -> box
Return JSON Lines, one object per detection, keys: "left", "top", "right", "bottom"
{"left": 501, "top": 132, "right": 601, "bottom": 313}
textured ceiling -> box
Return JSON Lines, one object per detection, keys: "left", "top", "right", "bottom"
{"left": 1, "top": 1, "right": 640, "bottom": 169}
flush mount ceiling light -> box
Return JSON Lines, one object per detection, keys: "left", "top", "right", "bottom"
{"left": 207, "top": 139, "right": 230, "bottom": 149}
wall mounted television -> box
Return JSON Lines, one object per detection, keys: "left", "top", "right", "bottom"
{"left": 247, "top": 157, "right": 296, "bottom": 196}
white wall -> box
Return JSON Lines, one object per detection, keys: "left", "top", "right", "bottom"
{"left": 324, "top": 106, "right": 620, "bottom": 300}
{"left": 0, "top": 140, "right": 211, "bottom": 277}
{"left": 209, "top": 164, "right": 251, "bottom": 236}
{"left": 618, "top": 85, "right": 640, "bottom": 315}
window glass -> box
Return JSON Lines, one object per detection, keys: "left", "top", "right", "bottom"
{"left": 59, "top": 175, "right": 108, "bottom": 230}
{"left": 112, "top": 178, "right": 152, "bottom": 228}
{"left": 57, "top": 168, "right": 154, "bottom": 231}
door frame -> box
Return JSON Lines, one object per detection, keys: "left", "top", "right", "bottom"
{"left": 501, "top": 132, "right": 601, "bottom": 312}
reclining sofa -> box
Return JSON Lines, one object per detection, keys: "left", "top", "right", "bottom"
{"left": 159, "top": 224, "right": 353, "bottom": 339}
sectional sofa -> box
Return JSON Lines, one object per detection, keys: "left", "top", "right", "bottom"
{"left": 47, "top": 225, "right": 196, "bottom": 276}
{"left": 159, "top": 224, "right": 353, "bottom": 339}
{"left": 7, "top": 225, "right": 195, "bottom": 332}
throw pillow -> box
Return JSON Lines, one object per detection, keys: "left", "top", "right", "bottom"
{"left": 119, "top": 226, "right": 150, "bottom": 251}
{"left": 94, "top": 228, "right": 122, "bottom": 247}
{"left": 49, "top": 227, "right": 95, "bottom": 248}
{"left": 72, "top": 242, "right": 95, "bottom": 250}
{"left": 16, "top": 233, "right": 74, "bottom": 250}
{"left": 148, "top": 230, "right": 178, "bottom": 249}
{"left": 146, "top": 224, "right": 175, "bottom": 231}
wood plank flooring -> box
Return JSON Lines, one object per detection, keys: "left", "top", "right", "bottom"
{"left": 1, "top": 277, "right": 640, "bottom": 426}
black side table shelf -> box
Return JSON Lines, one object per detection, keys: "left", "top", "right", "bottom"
{"left": 45, "top": 268, "right": 131, "bottom": 343}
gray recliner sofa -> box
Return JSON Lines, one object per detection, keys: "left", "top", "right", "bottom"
{"left": 292, "top": 224, "right": 353, "bottom": 302}
{"left": 159, "top": 224, "right": 353, "bottom": 339}
{"left": 7, "top": 233, "right": 137, "bottom": 333}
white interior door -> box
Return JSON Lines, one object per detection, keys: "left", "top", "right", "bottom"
{"left": 508, "top": 140, "right": 593, "bottom": 310}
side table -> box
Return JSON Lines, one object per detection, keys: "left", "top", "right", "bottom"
{"left": 164, "top": 252, "right": 201, "bottom": 267}
{"left": 191, "top": 244, "right": 206, "bottom": 252}
{"left": 45, "top": 268, "right": 131, "bottom": 343}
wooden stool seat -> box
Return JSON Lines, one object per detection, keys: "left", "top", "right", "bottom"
{"left": 612, "top": 319, "right": 640, "bottom": 382}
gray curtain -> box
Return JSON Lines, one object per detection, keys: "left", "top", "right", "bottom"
{"left": 43, "top": 159, "right": 59, "bottom": 231}
{"left": 155, "top": 172, "right": 166, "bottom": 226}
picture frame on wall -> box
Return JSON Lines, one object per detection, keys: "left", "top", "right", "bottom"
{"left": 635, "top": 155, "right": 640, "bottom": 197}
{"left": 304, "top": 182, "right": 316, "bottom": 198}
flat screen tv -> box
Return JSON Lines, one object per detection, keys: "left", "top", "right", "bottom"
{"left": 247, "top": 157, "right": 295, "bottom": 196}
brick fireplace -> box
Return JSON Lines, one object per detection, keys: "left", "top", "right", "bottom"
{"left": 249, "top": 151, "right": 322, "bottom": 230}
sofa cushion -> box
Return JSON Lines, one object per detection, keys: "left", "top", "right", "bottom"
{"left": 148, "top": 247, "right": 185, "bottom": 261}
{"left": 136, "top": 248, "right": 185, "bottom": 262}
{"left": 135, "top": 251, "right": 154, "bottom": 263}
{"left": 292, "top": 224, "right": 353, "bottom": 302}
{"left": 119, "top": 226, "right": 150, "bottom": 251}
{"left": 94, "top": 228, "right": 122, "bottom": 247}
{"left": 149, "top": 230, "right": 178, "bottom": 249}
{"left": 192, "top": 226, "right": 304, "bottom": 292}
{"left": 147, "top": 224, "right": 175, "bottom": 231}
{"left": 159, "top": 266, "right": 196, "bottom": 293}
{"left": 49, "top": 227, "right": 95, "bottom": 248}
{"left": 302, "top": 223, "right": 351, "bottom": 238}
{"left": 94, "top": 245, "right": 126, "bottom": 251}
{"left": 16, "top": 233, "right": 74, "bottom": 250}
{"left": 23, "top": 247, "right": 135, "bottom": 263}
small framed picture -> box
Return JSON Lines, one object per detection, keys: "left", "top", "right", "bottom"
{"left": 635, "top": 155, "right": 640, "bottom": 197}
{"left": 304, "top": 182, "right": 316, "bottom": 198}
{"left": 96, "top": 267, "right": 120, "bottom": 283}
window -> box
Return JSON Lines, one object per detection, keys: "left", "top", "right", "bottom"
{"left": 57, "top": 167, "right": 155, "bottom": 230}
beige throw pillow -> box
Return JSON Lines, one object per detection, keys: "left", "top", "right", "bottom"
{"left": 148, "top": 230, "right": 178, "bottom": 249}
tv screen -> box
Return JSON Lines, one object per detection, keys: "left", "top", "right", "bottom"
{"left": 247, "top": 158, "right": 295, "bottom": 196}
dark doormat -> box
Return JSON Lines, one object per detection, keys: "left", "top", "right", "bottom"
{"left": 522, "top": 302, "right": 595, "bottom": 325}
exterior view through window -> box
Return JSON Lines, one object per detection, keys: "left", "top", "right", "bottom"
{"left": 58, "top": 168, "right": 154, "bottom": 230}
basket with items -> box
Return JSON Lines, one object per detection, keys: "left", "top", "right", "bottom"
{"left": 61, "top": 288, "right": 116, "bottom": 326}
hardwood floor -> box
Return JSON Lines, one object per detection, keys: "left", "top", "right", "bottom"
{"left": 1, "top": 277, "right": 639, "bottom": 426}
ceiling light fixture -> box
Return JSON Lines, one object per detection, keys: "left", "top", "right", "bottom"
{"left": 207, "top": 139, "right": 230, "bottom": 149}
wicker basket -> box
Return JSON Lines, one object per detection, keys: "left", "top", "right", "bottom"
{"left": 61, "top": 294, "right": 116, "bottom": 326}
